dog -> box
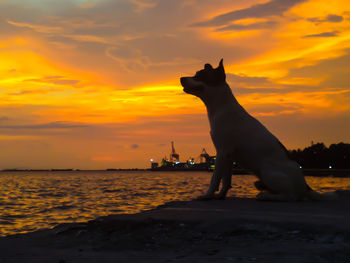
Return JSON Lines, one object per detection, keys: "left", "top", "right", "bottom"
{"left": 180, "top": 59, "right": 338, "bottom": 201}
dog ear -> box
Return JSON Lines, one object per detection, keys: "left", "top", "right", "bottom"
{"left": 204, "top": 63, "right": 213, "bottom": 70}
{"left": 218, "top": 59, "right": 224, "bottom": 71}
{"left": 215, "top": 58, "right": 226, "bottom": 83}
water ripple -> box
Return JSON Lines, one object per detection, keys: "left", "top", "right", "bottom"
{"left": 0, "top": 170, "right": 349, "bottom": 236}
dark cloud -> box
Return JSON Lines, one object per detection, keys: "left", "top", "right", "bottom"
{"left": 192, "top": 0, "right": 306, "bottom": 27}
{"left": 303, "top": 31, "right": 339, "bottom": 38}
{"left": 0, "top": 114, "right": 210, "bottom": 143}
{"left": 325, "top": 14, "right": 344, "bottom": 22}
{"left": 308, "top": 14, "right": 344, "bottom": 23}
{"left": 0, "top": 116, "right": 10, "bottom": 122}
{"left": 9, "top": 88, "right": 60, "bottom": 96}
{"left": 130, "top": 144, "right": 139, "bottom": 149}
{"left": 24, "top": 76, "right": 80, "bottom": 85}
{"left": 216, "top": 20, "right": 276, "bottom": 32}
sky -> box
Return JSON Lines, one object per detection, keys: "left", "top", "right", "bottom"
{"left": 0, "top": 0, "right": 350, "bottom": 169}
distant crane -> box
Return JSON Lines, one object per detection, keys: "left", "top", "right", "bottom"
{"left": 199, "top": 148, "right": 210, "bottom": 163}
{"left": 170, "top": 141, "right": 180, "bottom": 162}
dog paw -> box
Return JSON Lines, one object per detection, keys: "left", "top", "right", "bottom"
{"left": 254, "top": 180, "right": 267, "bottom": 191}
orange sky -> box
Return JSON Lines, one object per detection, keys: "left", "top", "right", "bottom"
{"left": 1, "top": 0, "right": 350, "bottom": 169}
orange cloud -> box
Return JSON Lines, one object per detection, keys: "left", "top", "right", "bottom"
{"left": 7, "top": 20, "right": 63, "bottom": 34}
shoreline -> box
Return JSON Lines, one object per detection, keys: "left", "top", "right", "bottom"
{"left": 1, "top": 190, "right": 349, "bottom": 262}
{"left": 1, "top": 168, "right": 350, "bottom": 177}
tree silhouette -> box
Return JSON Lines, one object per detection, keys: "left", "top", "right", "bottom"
{"left": 288, "top": 142, "right": 350, "bottom": 169}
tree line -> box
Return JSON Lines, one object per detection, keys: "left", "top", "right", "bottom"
{"left": 288, "top": 142, "right": 350, "bottom": 169}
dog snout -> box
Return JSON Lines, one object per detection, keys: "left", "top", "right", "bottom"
{"left": 180, "top": 77, "right": 188, "bottom": 87}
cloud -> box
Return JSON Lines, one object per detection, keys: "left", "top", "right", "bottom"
{"left": 288, "top": 50, "right": 350, "bottom": 89}
{"left": 63, "top": 34, "right": 110, "bottom": 44}
{"left": 0, "top": 0, "right": 260, "bottom": 86}
{"left": 9, "top": 88, "right": 61, "bottom": 96}
{"left": 0, "top": 116, "right": 10, "bottom": 122}
{"left": 233, "top": 87, "right": 283, "bottom": 95}
{"left": 216, "top": 20, "right": 277, "bottom": 32}
{"left": 106, "top": 45, "right": 200, "bottom": 72}
{"left": 226, "top": 73, "right": 322, "bottom": 98}
{"left": 226, "top": 73, "right": 290, "bottom": 95}
{"left": 130, "top": 143, "right": 139, "bottom": 149}
{"left": 227, "top": 73, "right": 272, "bottom": 86}
{"left": 7, "top": 19, "right": 63, "bottom": 34}
{"left": 303, "top": 31, "right": 339, "bottom": 38}
{"left": 0, "top": 121, "right": 88, "bottom": 130}
{"left": 80, "top": 2, "right": 97, "bottom": 9}
{"left": 0, "top": 117, "right": 205, "bottom": 169}
{"left": 192, "top": 0, "right": 306, "bottom": 27}
{"left": 246, "top": 103, "right": 303, "bottom": 117}
{"left": 130, "top": 0, "right": 156, "bottom": 13}
{"left": 8, "top": 18, "right": 114, "bottom": 44}
{"left": 24, "top": 76, "right": 80, "bottom": 86}
{"left": 0, "top": 105, "right": 55, "bottom": 125}
{"left": 90, "top": 156, "right": 124, "bottom": 162}
{"left": 324, "top": 14, "right": 344, "bottom": 22}
{"left": 308, "top": 14, "right": 344, "bottom": 23}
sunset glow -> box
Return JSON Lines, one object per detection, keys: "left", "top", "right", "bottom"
{"left": 1, "top": 0, "right": 350, "bottom": 169}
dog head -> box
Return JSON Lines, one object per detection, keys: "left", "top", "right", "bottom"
{"left": 180, "top": 59, "right": 226, "bottom": 99}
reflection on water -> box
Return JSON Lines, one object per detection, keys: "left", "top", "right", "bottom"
{"left": 0, "top": 170, "right": 349, "bottom": 236}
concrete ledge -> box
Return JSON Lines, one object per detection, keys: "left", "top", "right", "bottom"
{"left": 0, "top": 190, "right": 349, "bottom": 263}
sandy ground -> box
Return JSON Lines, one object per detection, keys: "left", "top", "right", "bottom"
{"left": 0, "top": 190, "right": 349, "bottom": 263}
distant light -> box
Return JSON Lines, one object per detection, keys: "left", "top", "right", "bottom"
{"left": 175, "top": 161, "right": 180, "bottom": 164}
{"left": 299, "top": 166, "right": 302, "bottom": 169}
{"left": 150, "top": 158, "right": 154, "bottom": 162}
{"left": 329, "top": 165, "right": 332, "bottom": 169}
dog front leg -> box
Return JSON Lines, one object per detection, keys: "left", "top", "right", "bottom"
{"left": 197, "top": 152, "right": 232, "bottom": 200}
{"left": 215, "top": 154, "right": 233, "bottom": 199}
{"left": 196, "top": 173, "right": 220, "bottom": 200}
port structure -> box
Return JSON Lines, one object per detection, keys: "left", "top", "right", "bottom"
{"left": 150, "top": 142, "right": 217, "bottom": 171}
{"left": 170, "top": 141, "right": 180, "bottom": 162}
{"left": 199, "top": 148, "right": 210, "bottom": 163}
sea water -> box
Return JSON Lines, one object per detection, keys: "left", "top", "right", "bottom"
{"left": 0, "top": 170, "right": 349, "bottom": 236}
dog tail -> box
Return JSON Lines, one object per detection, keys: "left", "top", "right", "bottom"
{"left": 306, "top": 185, "right": 339, "bottom": 201}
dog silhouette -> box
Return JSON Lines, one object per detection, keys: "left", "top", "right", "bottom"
{"left": 180, "top": 59, "right": 338, "bottom": 201}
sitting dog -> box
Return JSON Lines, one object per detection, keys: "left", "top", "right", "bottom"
{"left": 180, "top": 59, "right": 338, "bottom": 201}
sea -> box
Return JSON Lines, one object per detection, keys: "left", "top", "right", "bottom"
{"left": 0, "top": 170, "right": 349, "bottom": 237}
